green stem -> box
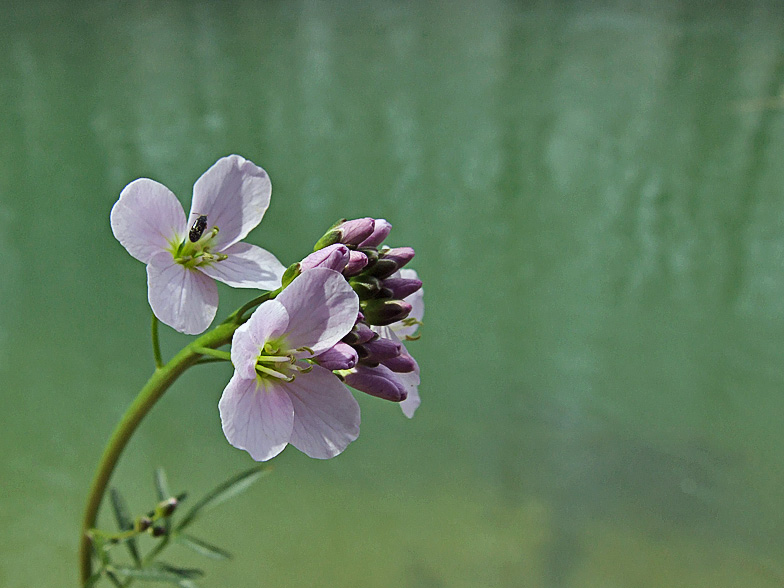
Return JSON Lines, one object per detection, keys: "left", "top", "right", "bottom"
{"left": 78, "top": 321, "right": 238, "bottom": 585}
{"left": 230, "top": 287, "right": 281, "bottom": 322}
{"left": 151, "top": 315, "right": 163, "bottom": 369}
{"left": 192, "top": 347, "right": 232, "bottom": 361}
{"left": 79, "top": 289, "right": 279, "bottom": 586}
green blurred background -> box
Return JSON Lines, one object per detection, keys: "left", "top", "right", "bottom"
{"left": 3, "top": 1, "right": 784, "bottom": 586}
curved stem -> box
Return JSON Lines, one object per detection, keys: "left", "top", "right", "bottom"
{"left": 78, "top": 321, "right": 238, "bottom": 585}
{"left": 230, "top": 287, "right": 281, "bottom": 322}
{"left": 151, "top": 315, "right": 163, "bottom": 369}
{"left": 192, "top": 347, "right": 232, "bottom": 361}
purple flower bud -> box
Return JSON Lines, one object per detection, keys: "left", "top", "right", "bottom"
{"left": 342, "top": 322, "right": 377, "bottom": 346}
{"left": 300, "top": 244, "right": 350, "bottom": 272}
{"left": 314, "top": 342, "right": 359, "bottom": 370}
{"left": 381, "top": 277, "right": 422, "bottom": 299}
{"left": 344, "top": 364, "right": 407, "bottom": 402}
{"left": 342, "top": 250, "right": 369, "bottom": 277}
{"left": 337, "top": 218, "right": 375, "bottom": 246}
{"left": 381, "top": 246, "right": 415, "bottom": 267}
{"left": 369, "top": 247, "right": 416, "bottom": 279}
{"left": 358, "top": 219, "right": 392, "bottom": 247}
{"left": 362, "top": 298, "right": 412, "bottom": 326}
{"left": 357, "top": 337, "right": 402, "bottom": 362}
{"left": 381, "top": 351, "right": 418, "bottom": 373}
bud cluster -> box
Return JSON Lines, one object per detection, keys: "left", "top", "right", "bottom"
{"left": 309, "top": 217, "right": 421, "bottom": 327}
{"left": 305, "top": 218, "right": 422, "bottom": 404}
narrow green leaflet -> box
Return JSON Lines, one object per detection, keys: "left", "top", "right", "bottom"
{"left": 177, "top": 534, "right": 232, "bottom": 560}
{"left": 109, "top": 488, "right": 141, "bottom": 566}
{"left": 154, "top": 467, "right": 172, "bottom": 534}
{"left": 105, "top": 570, "right": 124, "bottom": 588}
{"left": 154, "top": 467, "right": 171, "bottom": 501}
{"left": 175, "top": 465, "right": 270, "bottom": 531}
{"left": 112, "top": 563, "right": 203, "bottom": 587}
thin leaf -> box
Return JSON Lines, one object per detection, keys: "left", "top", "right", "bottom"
{"left": 158, "top": 563, "right": 205, "bottom": 579}
{"left": 177, "top": 534, "right": 232, "bottom": 560}
{"left": 154, "top": 467, "right": 172, "bottom": 534}
{"left": 109, "top": 488, "right": 141, "bottom": 566}
{"left": 154, "top": 467, "right": 171, "bottom": 501}
{"left": 112, "top": 563, "right": 202, "bottom": 585}
{"left": 176, "top": 466, "right": 270, "bottom": 530}
{"left": 105, "top": 570, "right": 124, "bottom": 588}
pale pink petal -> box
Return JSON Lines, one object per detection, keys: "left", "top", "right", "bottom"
{"left": 219, "top": 373, "right": 294, "bottom": 462}
{"left": 393, "top": 268, "right": 424, "bottom": 339}
{"left": 199, "top": 242, "right": 285, "bottom": 289}
{"left": 231, "top": 300, "right": 289, "bottom": 380}
{"left": 190, "top": 155, "right": 271, "bottom": 250}
{"left": 397, "top": 367, "right": 421, "bottom": 418}
{"left": 146, "top": 251, "right": 218, "bottom": 334}
{"left": 285, "top": 366, "right": 360, "bottom": 459}
{"left": 110, "top": 178, "right": 186, "bottom": 263}
{"left": 276, "top": 268, "right": 359, "bottom": 355}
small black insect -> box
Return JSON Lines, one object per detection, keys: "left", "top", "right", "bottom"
{"left": 189, "top": 215, "right": 208, "bottom": 242}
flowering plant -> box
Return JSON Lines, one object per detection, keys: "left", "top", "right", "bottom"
{"left": 79, "top": 156, "right": 423, "bottom": 587}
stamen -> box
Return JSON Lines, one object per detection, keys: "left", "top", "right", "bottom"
{"left": 256, "top": 364, "right": 295, "bottom": 382}
{"left": 256, "top": 355, "right": 291, "bottom": 363}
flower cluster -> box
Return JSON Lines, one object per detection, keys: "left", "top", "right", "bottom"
{"left": 303, "top": 218, "right": 423, "bottom": 418}
{"left": 111, "top": 158, "right": 422, "bottom": 462}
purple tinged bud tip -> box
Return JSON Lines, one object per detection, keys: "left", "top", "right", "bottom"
{"left": 314, "top": 342, "right": 359, "bottom": 370}
{"left": 342, "top": 322, "right": 377, "bottom": 346}
{"left": 382, "top": 277, "right": 422, "bottom": 299}
{"left": 358, "top": 218, "right": 392, "bottom": 247}
{"left": 362, "top": 298, "right": 413, "bottom": 326}
{"left": 300, "top": 244, "right": 350, "bottom": 272}
{"left": 344, "top": 364, "right": 408, "bottom": 402}
{"left": 338, "top": 218, "right": 375, "bottom": 246}
{"left": 380, "top": 351, "right": 418, "bottom": 373}
{"left": 342, "top": 250, "right": 369, "bottom": 277}
{"left": 381, "top": 246, "right": 415, "bottom": 267}
{"left": 358, "top": 337, "right": 402, "bottom": 362}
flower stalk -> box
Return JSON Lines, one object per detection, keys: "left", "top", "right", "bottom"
{"left": 78, "top": 302, "right": 270, "bottom": 585}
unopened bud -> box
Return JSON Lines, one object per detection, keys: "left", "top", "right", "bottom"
{"left": 151, "top": 525, "right": 167, "bottom": 537}
{"left": 362, "top": 298, "right": 412, "bottom": 326}
{"left": 342, "top": 322, "right": 377, "bottom": 346}
{"left": 344, "top": 364, "right": 407, "bottom": 402}
{"left": 370, "top": 247, "right": 415, "bottom": 279}
{"left": 349, "top": 276, "right": 383, "bottom": 299}
{"left": 314, "top": 342, "right": 358, "bottom": 370}
{"left": 155, "top": 497, "right": 179, "bottom": 518}
{"left": 357, "top": 337, "right": 402, "bottom": 362}
{"left": 382, "top": 277, "right": 422, "bottom": 300}
{"left": 381, "top": 351, "right": 418, "bottom": 374}
{"left": 135, "top": 516, "right": 152, "bottom": 532}
{"left": 281, "top": 263, "right": 301, "bottom": 288}
{"left": 342, "top": 250, "right": 369, "bottom": 277}
{"left": 337, "top": 218, "right": 376, "bottom": 245}
{"left": 300, "top": 244, "right": 350, "bottom": 272}
{"left": 358, "top": 219, "right": 392, "bottom": 247}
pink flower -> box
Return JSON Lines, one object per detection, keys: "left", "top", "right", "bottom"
{"left": 219, "top": 268, "right": 361, "bottom": 461}
{"left": 110, "top": 155, "right": 285, "bottom": 334}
